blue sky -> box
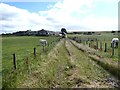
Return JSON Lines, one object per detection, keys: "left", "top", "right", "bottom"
{"left": 4, "top": 2, "right": 56, "bottom": 12}
{"left": 91, "top": 2, "right": 117, "bottom": 18}
{"left": 0, "top": 0, "right": 119, "bottom": 33}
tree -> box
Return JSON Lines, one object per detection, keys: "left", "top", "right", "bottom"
{"left": 61, "top": 28, "right": 67, "bottom": 35}
{"left": 61, "top": 28, "right": 67, "bottom": 38}
{"left": 111, "top": 30, "right": 115, "bottom": 33}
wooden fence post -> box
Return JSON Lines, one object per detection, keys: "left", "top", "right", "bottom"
{"left": 13, "top": 53, "right": 16, "bottom": 69}
{"left": 112, "top": 43, "right": 114, "bottom": 56}
{"left": 34, "top": 48, "right": 36, "bottom": 58}
{"left": 104, "top": 43, "right": 107, "bottom": 52}
{"left": 100, "top": 42, "right": 102, "bottom": 50}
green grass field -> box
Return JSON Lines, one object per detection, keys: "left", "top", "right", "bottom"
{"left": 1, "top": 33, "right": 119, "bottom": 88}
{"left": 2, "top": 36, "right": 60, "bottom": 88}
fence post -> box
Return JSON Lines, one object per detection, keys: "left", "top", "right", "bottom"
{"left": 104, "top": 43, "right": 107, "bottom": 52}
{"left": 34, "top": 48, "right": 36, "bottom": 58}
{"left": 13, "top": 53, "right": 16, "bottom": 69}
{"left": 100, "top": 42, "right": 102, "bottom": 50}
{"left": 112, "top": 43, "right": 114, "bottom": 56}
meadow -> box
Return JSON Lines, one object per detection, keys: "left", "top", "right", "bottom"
{"left": 2, "top": 36, "right": 60, "bottom": 88}
{"left": 1, "top": 32, "right": 120, "bottom": 88}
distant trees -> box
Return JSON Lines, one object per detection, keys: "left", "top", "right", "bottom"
{"left": 111, "top": 30, "right": 115, "bottom": 33}
{"left": 61, "top": 28, "right": 67, "bottom": 38}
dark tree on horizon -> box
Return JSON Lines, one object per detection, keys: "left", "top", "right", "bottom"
{"left": 61, "top": 28, "right": 67, "bottom": 35}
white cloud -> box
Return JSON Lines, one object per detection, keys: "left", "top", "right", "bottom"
{"left": 0, "top": 0, "right": 118, "bottom": 34}
{"left": 94, "top": 0, "right": 119, "bottom": 3}
{"left": 39, "top": 0, "right": 117, "bottom": 31}
{"left": 0, "top": 3, "right": 55, "bottom": 33}
{"left": 82, "top": 15, "right": 117, "bottom": 31}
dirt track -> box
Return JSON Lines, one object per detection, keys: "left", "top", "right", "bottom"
{"left": 19, "top": 39, "right": 119, "bottom": 88}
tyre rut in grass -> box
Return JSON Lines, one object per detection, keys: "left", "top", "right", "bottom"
{"left": 64, "top": 39, "right": 115, "bottom": 88}
{"left": 19, "top": 39, "right": 115, "bottom": 88}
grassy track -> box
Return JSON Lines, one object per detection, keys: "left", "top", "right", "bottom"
{"left": 2, "top": 36, "right": 119, "bottom": 88}
{"left": 18, "top": 39, "right": 118, "bottom": 88}
{"left": 64, "top": 39, "right": 117, "bottom": 88}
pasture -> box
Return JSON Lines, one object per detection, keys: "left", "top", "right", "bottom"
{"left": 1, "top": 32, "right": 120, "bottom": 88}
{"left": 2, "top": 36, "right": 60, "bottom": 88}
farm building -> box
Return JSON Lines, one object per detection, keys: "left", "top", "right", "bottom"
{"left": 37, "top": 29, "right": 57, "bottom": 36}
{"left": 24, "top": 30, "right": 38, "bottom": 36}
{"left": 37, "top": 29, "right": 49, "bottom": 36}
